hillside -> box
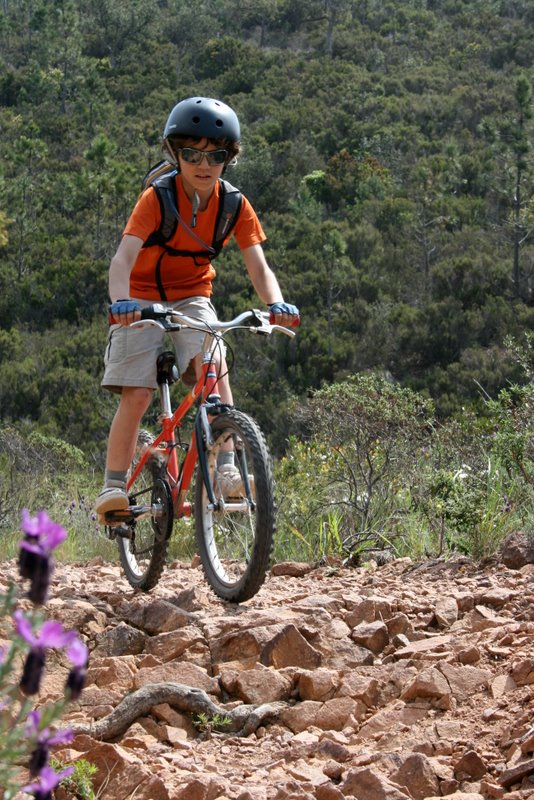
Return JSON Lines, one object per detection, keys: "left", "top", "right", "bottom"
{"left": 0, "top": 0, "right": 533, "bottom": 458}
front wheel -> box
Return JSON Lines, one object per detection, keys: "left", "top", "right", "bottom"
{"left": 195, "top": 409, "right": 275, "bottom": 602}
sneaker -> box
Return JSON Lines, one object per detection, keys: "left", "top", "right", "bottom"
{"left": 216, "top": 465, "right": 255, "bottom": 499}
{"left": 216, "top": 464, "right": 243, "bottom": 497}
{"left": 95, "top": 486, "right": 129, "bottom": 524}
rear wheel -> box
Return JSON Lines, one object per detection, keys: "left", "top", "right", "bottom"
{"left": 116, "top": 431, "right": 171, "bottom": 590}
{"left": 195, "top": 409, "right": 275, "bottom": 602}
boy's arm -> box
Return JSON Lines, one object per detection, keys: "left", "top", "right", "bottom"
{"left": 242, "top": 244, "right": 283, "bottom": 304}
{"left": 242, "top": 244, "right": 299, "bottom": 327}
{"left": 109, "top": 235, "right": 144, "bottom": 301}
{"left": 108, "top": 234, "right": 144, "bottom": 324}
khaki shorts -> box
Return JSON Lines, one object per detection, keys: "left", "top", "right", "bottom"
{"left": 101, "top": 296, "right": 221, "bottom": 393}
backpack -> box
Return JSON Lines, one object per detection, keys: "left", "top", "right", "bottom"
{"left": 138, "top": 160, "right": 243, "bottom": 300}
{"left": 140, "top": 160, "right": 243, "bottom": 259}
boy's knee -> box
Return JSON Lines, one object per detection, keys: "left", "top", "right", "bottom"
{"left": 181, "top": 359, "right": 197, "bottom": 387}
{"left": 120, "top": 387, "right": 153, "bottom": 414}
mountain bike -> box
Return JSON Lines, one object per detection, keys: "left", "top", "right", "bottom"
{"left": 104, "top": 304, "right": 296, "bottom": 603}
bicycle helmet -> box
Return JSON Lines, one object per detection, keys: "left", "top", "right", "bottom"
{"left": 163, "top": 97, "right": 241, "bottom": 142}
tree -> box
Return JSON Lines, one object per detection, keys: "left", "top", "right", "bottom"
{"left": 510, "top": 75, "right": 533, "bottom": 300}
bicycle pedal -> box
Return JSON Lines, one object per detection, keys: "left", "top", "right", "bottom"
{"left": 106, "top": 523, "right": 132, "bottom": 540}
{"left": 104, "top": 508, "right": 134, "bottom": 524}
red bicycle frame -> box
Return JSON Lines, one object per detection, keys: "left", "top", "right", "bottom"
{"left": 126, "top": 353, "right": 221, "bottom": 519}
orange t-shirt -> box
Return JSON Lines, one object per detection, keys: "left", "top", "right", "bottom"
{"left": 124, "top": 176, "right": 266, "bottom": 301}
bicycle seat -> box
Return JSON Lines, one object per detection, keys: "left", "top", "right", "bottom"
{"left": 156, "top": 351, "right": 180, "bottom": 385}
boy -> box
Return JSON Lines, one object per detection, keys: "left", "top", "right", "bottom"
{"left": 96, "top": 96, "right": 299, "bottom": 520}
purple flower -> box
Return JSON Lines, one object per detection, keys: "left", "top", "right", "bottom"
{"left": 25, "top": 710, "right": 74, "bottom": 777}
{"left": 20, "top": 510, "right": 68, "bottom": 552}
{"left": 25, "top": 709, "right": 74, "bottom": 745}
{"left": 65, "top": 638, "right": 89, "bottom": 701}
{"left": 18, "top": 510, "right": 67, "bottom": 605}
{"left": 14, "top": 612, "right": 73, "bottom": 696}
{"left": 24, "top": 553, "right": 51, "bottom": 605}
{"left": 66, "top": 638, "right": 89, "bottom": 668}
{"left": 65, "top": 666, "right": 86, "bottom": 701}
{"left": 20, "top": 649, "right": 46, "bottom": 696}
{"left": 14, "top": 612, "right": 72, "bottom": 650}
{"left": 23, "top": 765, "right": 74, "bottom": 800}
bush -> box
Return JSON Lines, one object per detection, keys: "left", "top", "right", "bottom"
{"left": 276, "top": 364, "right": 533, "bottom": 563}
{"left": 278, "top": 374, "right": 434, "bottom": 561}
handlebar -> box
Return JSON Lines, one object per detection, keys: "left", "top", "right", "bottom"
{"left": 131, "top": 304, "right": 296, "bottom": 338}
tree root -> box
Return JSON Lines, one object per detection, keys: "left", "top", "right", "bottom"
{"left": 69, "top": 682, "right": 287, "bottom": 741}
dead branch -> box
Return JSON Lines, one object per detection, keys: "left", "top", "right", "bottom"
{"left": 69, "top": 682, "right": 287, "bottom": 740}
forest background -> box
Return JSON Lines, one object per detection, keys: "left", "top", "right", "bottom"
{"left": 0, "top": 0, "right": 533, "bottom": 562}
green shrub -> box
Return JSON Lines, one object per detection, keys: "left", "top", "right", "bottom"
{"left": 50, "top": 757, "right": 97, "bottom": 800}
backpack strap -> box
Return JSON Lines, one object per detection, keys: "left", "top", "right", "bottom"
{"left": 144, "top": 176, "right": 242, "bottom": 253}
{"left": 142, "top": 160, "right": 176, "bottom": 189}
{"left": 143, "top": 172, "right": 180, "bottom": 247}
{"left": 212, "top": 179, "right": 243, "bottom": 256}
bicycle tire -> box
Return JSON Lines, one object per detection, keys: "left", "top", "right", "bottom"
{"left": 195, "top": 409, "right": 275, "bottom": 602}
{"left": 117, "top": 430, "right": 170, "bottom": 590}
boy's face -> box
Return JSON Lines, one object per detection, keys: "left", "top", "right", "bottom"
{"left": 178, "top": 137, "right": 226, "bottom": 199}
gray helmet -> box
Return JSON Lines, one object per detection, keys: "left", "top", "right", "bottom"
{"left": 163, "top": 97, "right": 240, "bottom": 141}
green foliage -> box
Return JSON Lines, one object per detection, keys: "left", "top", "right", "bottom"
{"left": 50, "top": 757, "right": 97, "bottom": 800}
{"left": 305, "top": 373, "right": 434, "bottom": 543}
{"left": 192, "top": 712, "right": 232, "bottom": 738}
{"left": 484, "top": 333, "right": 534, "bottom": 488}
{"left": 274, "top": 437, "right": 338, "bottom": 562}
{"left": 0, "top": 425, "right": 109, "bottom": 561}
{"left": 276, "top": 359, "right": 533, "bottom": 562}
{"left": 275, "top": 376, "right": 434, "bottom": 561}
{"left": 0, "top": 0, "right": 532, "bottom": 472}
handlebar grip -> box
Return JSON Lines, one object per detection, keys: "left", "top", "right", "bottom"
{"left": 268, "top": 311, "right": 301, "bottom": 328}
{"left": 140, "top": 303, "right": 170, "bottom": 320}
{"left": 108, "top": 303, "right": 170, "bottom": 326}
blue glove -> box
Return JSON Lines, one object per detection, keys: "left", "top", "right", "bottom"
{"left": 269, "top": 302, "right": 300, "bottom": 328}
{"left": 109, "top": 299, "right": 141, "bottom": 317}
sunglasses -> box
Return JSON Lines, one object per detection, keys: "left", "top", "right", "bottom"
{"left": 178, "top": 147, "right": 228, "bottom": 166}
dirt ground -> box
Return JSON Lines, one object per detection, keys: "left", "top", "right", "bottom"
{"left": 3, "top": 541, "right": 534, "bottom": 800}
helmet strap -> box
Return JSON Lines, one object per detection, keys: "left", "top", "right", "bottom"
{"left": 163, "top": 140, "right": 180, "bottom": 172}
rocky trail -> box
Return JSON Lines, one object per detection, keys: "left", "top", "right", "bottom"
{"left": 3, "top": 532, "right": 534, "bottom": 800}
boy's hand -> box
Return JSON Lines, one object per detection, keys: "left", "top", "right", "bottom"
{"left": 269, "top": 302, "right": 300, "bottom": 328}
{"left": 109, "top": 299, "right": 141, "bottom": 325}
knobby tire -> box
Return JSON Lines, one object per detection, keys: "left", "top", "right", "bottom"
{"left": 195, "top": 409, "right": 275, "bottom": 603}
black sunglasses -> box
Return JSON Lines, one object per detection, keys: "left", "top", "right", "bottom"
{"left": 178, "top": 147, "right": 228, "bottom": 166}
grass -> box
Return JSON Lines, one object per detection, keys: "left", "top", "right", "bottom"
{"left": 1, "top": 457, "right": 529, "bottom": 569}
{"left": 2, "top": 357, "right": 533, "bottom": 568}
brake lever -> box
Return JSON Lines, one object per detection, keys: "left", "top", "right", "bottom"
{"left": 130, "top": 318, "right": 169, "bottom": 331}
{"left": 140, "top": 303, "right": 174, "bottom": 320}
{"left": 250, "top": 322, "right": 296, "bottom": 338}
{"left": 270, "top": 324, "right": 296, "bottom": 338}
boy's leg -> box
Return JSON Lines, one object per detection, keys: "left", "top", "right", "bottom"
{"left": 191, "top": 353, "right": 233, "bottom": 404}
{"left": 98, "top": 310, "right": 161, "bottom": 520}
{"left": 107, "top": 386, "right": 154, "bottom": 471}
{"left": 191, "top": 354, "right": 247, "bottom": 497}
{"left": 96, "top": 386, "right": 153, "bottom": 519}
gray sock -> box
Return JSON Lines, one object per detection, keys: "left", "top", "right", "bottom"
{"left": 217, "top": 452, "right": 235, "bottom": 468}
{"left": 105, "top": 470, "right": 128, "bottom": 489}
